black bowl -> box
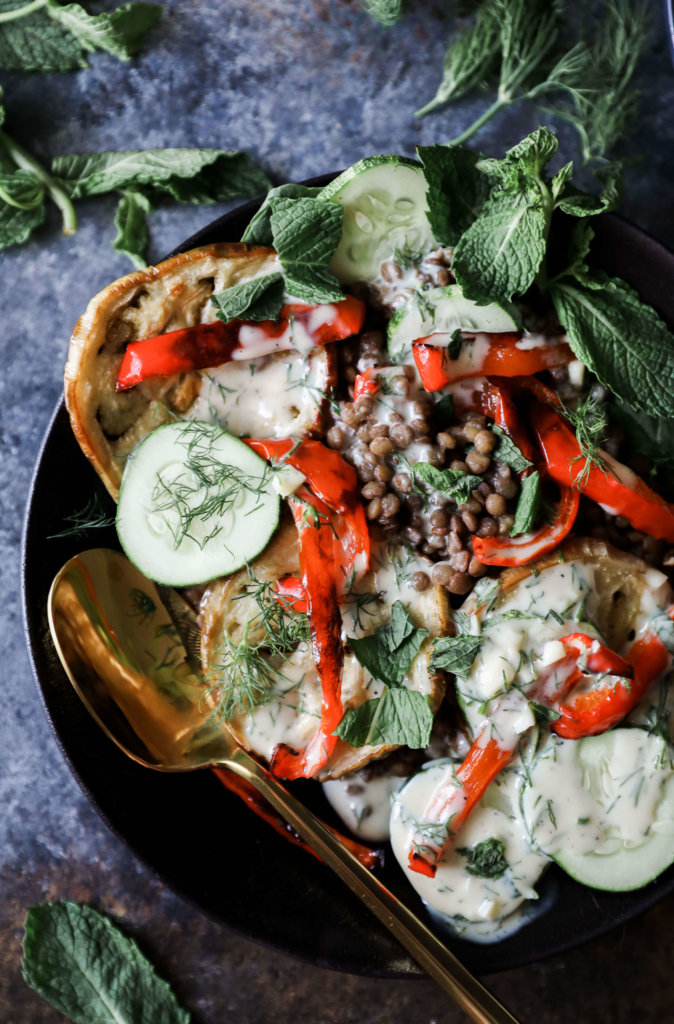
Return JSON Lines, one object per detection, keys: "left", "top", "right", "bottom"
{"left": 21, "top": 184, "right": 674, "bottom": 977}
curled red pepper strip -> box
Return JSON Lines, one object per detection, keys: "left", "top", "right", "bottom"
{"left": 408, "top": 737, "right": 514, "bottom": 878}
{"left": 245, "top": 438, "right": 370, "bottom": 587}
{"left": 413, "top": 335, "right": 572, "bottom": 393}
{"left": 270, "top": 491, "right": 344, "bottom": 780}
{"left": 116, "top": 295, "right": 366, "bottom": 391}
{"left": 211, "top": 768, "right": 381, "bottom": 870}
{"left": 553, "top": 619, "right": 673, "bottom": 739}
{"left": 472, "top": 485, "right": 580, "bottom": 566}
{"left": 353, "top": 368, "right": 380, "bottom": 402}
{"left": 275, "top": 576, "right": 308, "bottom": 614}
{"left": 531, "top": 402, "right": 674, "bottom": 543}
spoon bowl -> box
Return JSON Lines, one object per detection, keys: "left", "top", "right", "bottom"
{"left": 48, "top": 547, "right": 520, "bottom": 1024}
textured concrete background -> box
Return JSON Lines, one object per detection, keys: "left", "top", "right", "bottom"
{"left": 2, "top": 1, "right": 674, "bottom": 1021}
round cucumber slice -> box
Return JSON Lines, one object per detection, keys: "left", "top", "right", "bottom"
{"left": 319, "top": 155, "right": 435, "bottom": 285}
{"left": 116, "top": 421, "right": 280, "bottom": 587}
{"left": 388, "top": 285, "right": 521, "bottom": 363}
{"left": 520, "top": 730, "right": 674, "bottom": 891}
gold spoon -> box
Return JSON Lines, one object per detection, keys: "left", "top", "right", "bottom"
{"left": 48, "top": 547, "right": 521, "bottom": 1024}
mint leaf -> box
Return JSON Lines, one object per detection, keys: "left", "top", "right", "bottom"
{"left": 53, "top": 149, "right": 270, "bottom": 203}
{"left": 357, "top": 0, "right": 409, "bottom": 26}
{"left": 268, "top": 195, "right": 344, "bottom": 303}
{"left": 0, "top": 190, "right": 45, "bottom": 248}
{"left": 452, "top": 190, "right": 548, "bottom": 305}
{"left": 113, "top": 190, "right": 150, "bottom": 268}
{"left": 349, "top": 600, "right": 429, "bottom": 688}
{"left": 417, "top": 144, "right": 490, "bottom": 246}
{"left": 458, "top": 837, "right": 509, "bottom": 879}
{"left": 45, "top": 0, "right": 161, "bottom": 61}
{"left": 22, "top": 901, "right": 190, "bottom": 1024}
{"left": 416, "top": 3, "right": 500, "bottom": 117}
{"left": 550, "top": 276, "right": 674, "bottom": 419}
{"left": 529, "top": 700, "right": 561, "bottom": 725}
{"left": 334, "top": 688, "right": 433, "bottom": 748}
{"left": 492, "top": 426, "right": 533, "bottom": 474}
{"left": 414, "top": 463, "right": 482, "bottom": 503}
{"left": 430, "top": 634, "right": 482, "bottom": 676}
{"left": 511, "top": 469, "right": 541, "bottom": 536}
{"left": 478, "top": 127, "right": 559, "bottom": 191}
{"left": 211, "top": 272, "right": 285, "bottom": 323}
{"left": 0, "top": 1, "right": 86, "bottom": 72}
{"left": 241, "top": 183, "right": 321, "bottom": 246}
{"left": 610, "top": 401, "right": 674, "bottom": 472}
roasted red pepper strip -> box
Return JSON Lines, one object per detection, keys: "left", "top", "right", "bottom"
{"left": 270, "top": 492, "right": 344, "bottom": 780}
{"left": 245, "top": 438, "right": 370, "bottom": 586}
{"left": 451, "top": 377, "right": 538, "bottom": 467}
{"left": 408, "top": 737, "right": 514, "bottom": 877}
{"left": 531, "top": 402, "right": 674, "bottom": 543}
{"left": 275, "top": 576, "right": 308, "bottom": 614}
{"left": 413, "top": 334, "right": 572, "bottom": 393}
{"left": 472, "top": 485, "right": 580, "bottom": 566}
{"left": 353, "top": 369, "right": 379, "bottom": 401}
{"left": 553, "top": 619, "right": 673, "bottom": 739}
{"left": 211, "top": 768, "right": 381, "bottom": 869}
{"left": 116, "top": 295, "right": 366, "bottom": 390}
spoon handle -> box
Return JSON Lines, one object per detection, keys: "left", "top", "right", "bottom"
{"left": 221, "top": 747, "right": 520, "bottom": 1024}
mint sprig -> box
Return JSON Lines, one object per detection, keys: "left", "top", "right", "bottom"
{"left": 268, "top": 194, "right": 344, "bottom": 303}
{"left": 211, "top": 273, "right": 285, "bottom": 323}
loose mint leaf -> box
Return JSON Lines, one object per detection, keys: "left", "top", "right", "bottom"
{"left": 45, "top": 0, "right": 161, "bottom": 61}
{"left": 112, "top": 190, "right": 150, "bottom": 268}
{"left": 430, "top": 634, "right": 482, "bottom": 676}
{"left": 610, "top": 401, "right": 674, "bottom": 472}
{"left": 334, "top": 688, "right": 433, "bottom": 748}
{"left": 242, "top": 183, "right": 321, "bottom": 246}
{"left": 417, "top": 144, "right": 490, "bottom": 246}
{"left": 53, "top": 149, "right": 270, "bottom": 203}
{"left": 550, "top": 277, "right": 674, "bottom": 419}
{"left": 529, "top": 700, "right": 561, "bottom": 725}
{"left": 0, "top": 1, "right": 86, "bottom": 72}
{"left": 511, "top": 469, "right": 541, "bottom": 536}
{"left": 452, "top": 190, "right": 548, "bottom": 305}
{"left": 492, "top": 426, "right": 533, "bottom": 474}
{"left": 22, "top": 901, "right": 190, "bottom": 1024}
{"left": 349, "top": 600, "right": 429, "bottom": 688}
{"left": 268, "top": 195, "right": 344, "bottom": 303}
{"left": 0, "top": 167, "right": 43, "bottom": 209}
{"left": 357, "top": 0, "right": 409, "bottom": 27}
{"left": 550, "top": 161, "right": 573, "bottom": 203}
{"left": 458, "top": 837, "right": 509, "bottom": 879}
{"left": 414, "top": 462, "right": 482, "bottom": 503}
{"left": 210, "top": 272, "right": 285, "bottom": 324}
{"left": 556, "top": 162, "right": 622, "bottom": 217}
{"left": 0, "top": 191, "right": 45, "bottom": 248}
{"left": 416, "top": 3, "right": 500, "bottom": 117}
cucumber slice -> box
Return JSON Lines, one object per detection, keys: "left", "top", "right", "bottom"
{"left": 116, "top": 421, "right": 280, "bottom": 587}
{"left": 388, "top": 285, "right": 520, "bottom": 364}
{"left": 520, "top": 730, "right": 674, "bottom": 891}
{"left": 319, "top": 155, "right": 435, "bottom": 285}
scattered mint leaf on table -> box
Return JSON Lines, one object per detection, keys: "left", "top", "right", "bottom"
{"left": 416, "top": 144, "right": 490, "bottom": 246}
{"left": 0, "top": 188, "right": 45, "bottom": 246}
{"left": 211, "top": 272, "right": 285, "bottom": 323}
{"left": 357, "top": 0, "right": 409, "bottom": 27}
{"left": 45, "top": 0, "right": 161, "bottom": 61}
{"left": 334, "top": 689, "right": 433, "bottom": 748}
{"left": 22, "top": 901, "right": 190, "bottom": 1024}
{"left": 511, "top": 469, "right": 541, "bottom": 536}
{"left": 241, "top": 182, "right": 322, "bottom": 246}
{"left": 430, "top": 635, "right": 483, "bottom": 676}
{"left": 268, "top": 195, "right": 344, "bottom": 303}
{"left": 113, "top": 189, "right": 151, "bottom": 269}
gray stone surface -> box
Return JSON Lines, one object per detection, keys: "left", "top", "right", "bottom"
{"left": 2, "top": 1, "right": 674, "bottom": 1021}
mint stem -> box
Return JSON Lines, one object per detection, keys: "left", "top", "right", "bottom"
{"left": 447, "top": 96, "right": 510, "bottom": 146}
{"left": 0, "top": 0, "right": 46, "bottom": 21}
{"left": 0, "top": 131, "right": 77, "bottom": 236}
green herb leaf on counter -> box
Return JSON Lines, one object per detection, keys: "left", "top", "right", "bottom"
{"left": 417, "top": 144, "right": 490, "bottom": 247}
{"left": 431, "top": 634, "right": 483, "bottom": 676}
{"left": 334, "top": 687, "right": 433, "bottom": 748}
{"left": 211, "top": 272, "right": 285, "bottom": 324}
{"left": 349, "top": 600, "right": 429, "bottom": 689}
{"left": 22, "top": 901, "right": 190, "bottom": 1024}
{"left": 0, "top": 0, "right": 161, "bottom": 73}
{"left": 113, "top": 189, "right": 151, "bottom": 269}
{"left": 414, "top": 463, "right": 482, "bottom": 504}
{"left": 492, "top": 426, "right": 533, "bottom": 474}
{"left": 550, "top": 277, "right": 674, "bottom": 420}
{"left": 357, "top": 0, "right": 409, "bottom": 27}
{"left": 0, "top": 172, "right": 45, "bottom": 246}
{"left": 268, "top": 195, "right": 344, "bottom": 303}
{"left": 241, "top": 183, "right": 322, "bottom": 246}
{"left": 511, "top": 469, "right": 542, "bottom": 536}
{"left": 458, "top": 837, "right": 509, "bottom": 879}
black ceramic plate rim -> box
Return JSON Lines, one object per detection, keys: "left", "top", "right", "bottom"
{"left": 21, "top": 189, "right": 674, "bottom": 980}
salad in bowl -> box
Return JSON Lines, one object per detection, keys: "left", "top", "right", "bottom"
{"left": 64, "top": 128, "right": 674, "bottom": 943}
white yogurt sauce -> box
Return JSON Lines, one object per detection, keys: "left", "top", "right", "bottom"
{"left": 323, "top": 773, "right": 403, "bottom": 841}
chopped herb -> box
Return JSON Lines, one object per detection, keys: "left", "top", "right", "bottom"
{"left": 458, "top": 837, "right": 509, "bottom": 879}
{"left": 47, "top": 492, "right": 115, "bottom": 539}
